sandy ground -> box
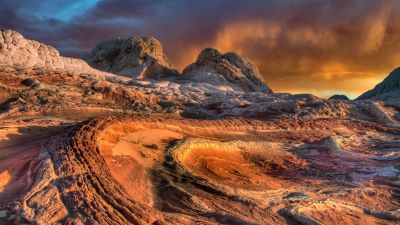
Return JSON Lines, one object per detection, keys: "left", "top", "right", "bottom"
{"left": 106, "top": 129, "right": 184, "bottom": 206}
{"left": 112, "top": 129, "right": 184, "bottom": 168}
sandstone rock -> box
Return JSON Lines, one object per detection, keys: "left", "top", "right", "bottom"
{"left": 182, "top": 48, "right": 272, "bottom": 92}
{"left": 84, "top": 36, "right": 179, "bottom": 79}
{"left": 12, "top": 117, "right": 400, "bottom": 224}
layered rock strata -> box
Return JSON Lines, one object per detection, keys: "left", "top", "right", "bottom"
{"left": 9, "top": 117, "right": 399, "bottom": 224}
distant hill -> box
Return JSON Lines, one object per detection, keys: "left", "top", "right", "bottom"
{"left": 329, "top": 94, "right": 350, "bottom": 100}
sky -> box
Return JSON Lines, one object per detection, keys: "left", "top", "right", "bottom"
{"left": 1, "top": 0, "right": 400, "bottom": 99}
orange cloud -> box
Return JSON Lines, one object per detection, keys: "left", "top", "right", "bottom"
{"left": 360, "top": 2, "right": 393, "bottom": 53}
{"left": 162, "top": 1, "right": 400, "bottom": 99}
{"left": 214, "top": 21, "right": 281, "bottom": 54}
{"left": 158, "top": 1, "right": 400, "bottom": 99}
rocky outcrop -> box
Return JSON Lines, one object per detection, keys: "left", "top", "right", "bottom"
{"left": 329, "top": 94, "right": 350, "bottom": 100}
{"left": 357, "top": 67, "right": 400, "bottom": 101}
{"left": 1, "top": 65, "right": 399, "bottom": 125}
{"left": 84, "top": 36, "right": 179, "bottom": 80}
{"left": 0, "top": 30, "right": 113, "bottom": 77}
{"left": 182, "top": 48, "right": 272, "bottom": 92}
{"left": 0, "top": 30, "right": 271, "bottom": 92}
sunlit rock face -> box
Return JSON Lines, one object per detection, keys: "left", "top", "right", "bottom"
{"left": 0, "top": 30, "right": 399, "bottom": 225}
{"left": 182, "top": 48, "right": 272, "bottom": 92}
{"left": 84, "top": 36, "right": 179, "bottom": 79}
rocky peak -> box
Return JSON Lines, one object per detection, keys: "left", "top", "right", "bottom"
{"left": 196, "top": 48, "right": 224, "bottom": 64}
{"left": 182, "top": 48, "right": 272, "bottom": 93}
{"left": 84, "top": 36, "right": 179, "bottom": 80}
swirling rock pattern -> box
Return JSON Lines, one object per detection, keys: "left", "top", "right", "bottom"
{"left": 6, "top": 116, "right": 398, "bottom": 224}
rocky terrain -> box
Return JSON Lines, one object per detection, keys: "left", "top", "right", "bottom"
{"left": 0, "top": 30, "right": 399, "bottom": 225}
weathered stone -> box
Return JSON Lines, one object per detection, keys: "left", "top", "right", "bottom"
{"left": 84, "top": 36, "right": 179, "bottom": 79}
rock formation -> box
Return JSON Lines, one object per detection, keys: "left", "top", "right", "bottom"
{"left": 84, "top": 36, "right": 179, "bottom": 79}
{"left": 3, "top": 116, "right": 398, "bottom": 224}
{"left": 329, "top": 94, "right": 350, "bottom": 100}
{"left": 0, "top": 29, "right": 113, "bottom": 77}
{"left": 357, "top": 67, "right": 400, "bottom": 101}
{"left": 182, "top": 48, "right": 272, "bottom": 92}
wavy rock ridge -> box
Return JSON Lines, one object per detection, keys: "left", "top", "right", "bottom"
{"left": 11, "top": 117, "right": 399, "bottom": 224}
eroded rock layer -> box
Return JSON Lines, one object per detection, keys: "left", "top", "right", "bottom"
{"left": 6, "top": 116, "right": 399, "bottom": 225}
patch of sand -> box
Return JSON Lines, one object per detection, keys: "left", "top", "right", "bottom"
{"left": 112, "top": 129, "right": 184, "bottom": 168}
{"left": 106, "top": 129, "right": 184, "bottom": 206}
{"left": 0, "top": 171, "right": 10, "bottom": 193}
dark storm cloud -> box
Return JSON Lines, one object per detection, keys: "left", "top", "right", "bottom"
{"left": 1, "top": 0, "right": 400, "bottom": 98}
